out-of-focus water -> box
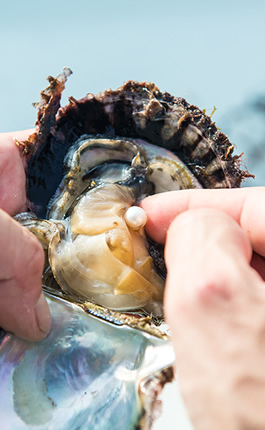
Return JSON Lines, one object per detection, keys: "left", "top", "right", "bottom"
{"left": 2, "top": 0, "right": 265, "bottom": 182}
{"left": 1, "top": 1, "right": 265, "bottom": 428}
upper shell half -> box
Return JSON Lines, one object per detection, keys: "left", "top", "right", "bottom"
{"left": 23, "top": 67, "right": 248, "bottom": 214}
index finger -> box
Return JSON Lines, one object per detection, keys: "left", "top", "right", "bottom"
{"left": 140, "top": 187, "right": 265, "bottom": 257}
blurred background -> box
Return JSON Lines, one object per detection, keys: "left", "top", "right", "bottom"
{"left": 1, "top": 0, "right": 265, "bottom": 428}
{"left": 1, "top": 0, "right": 265, "bottom": 184}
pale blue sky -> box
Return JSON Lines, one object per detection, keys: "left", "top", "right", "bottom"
{"left": 1, "top": 0, "right": 265, "bottom": 182}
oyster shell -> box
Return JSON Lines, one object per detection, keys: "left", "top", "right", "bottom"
{"left": 0, "top": 68, "right": 250, "bottom": 429}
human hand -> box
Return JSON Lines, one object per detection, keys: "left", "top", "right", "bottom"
{"left": 141, "top": 188, "right": 265, "bottom": 429}
{"left": 0, "top": 131, "right": 51, "bottom": 341}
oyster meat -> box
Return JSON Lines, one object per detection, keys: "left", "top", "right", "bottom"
{"left": 0, "top": 68, "right": 250, "bottom": 430}
{"left": 17, "top": 134, "right": 203, "bottom": 314}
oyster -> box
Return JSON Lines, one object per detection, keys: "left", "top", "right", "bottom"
{"left": 15, "top": 67, "right": 248, "bottom": 314}
{"left": 0, "top": 68, "right": 249, "bottom": 429}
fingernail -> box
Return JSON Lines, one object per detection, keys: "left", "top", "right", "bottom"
{"left": 35, "top": 292, "right": 52, "bottom": 336}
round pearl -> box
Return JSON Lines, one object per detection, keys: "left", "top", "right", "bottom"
{"left": 124, "top": 206, "right": 147, "bottom": 230}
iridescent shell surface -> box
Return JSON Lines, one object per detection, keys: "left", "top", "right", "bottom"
{"left": 0, "top": 292, "right": 174, "bottom": 430}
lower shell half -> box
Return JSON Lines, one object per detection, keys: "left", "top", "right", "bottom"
{"left": 0, "top": 293, "right": 174, "bottom": 430}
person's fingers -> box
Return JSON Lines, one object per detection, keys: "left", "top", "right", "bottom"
{"left": 0, "top": 209, "right": 51, "bottom": 341}
{"left": 140, "top": 187, "right": 265, "bottom": 257}
{"left": 0, "top": 130, "right": 51, "bottom": 341}
{"left": 164, "top": 207, "right": 254, "bottom": 314}
{"left": 164, "top": 208, "right": 265, "bottom": 428}
{"left": 0, "top": 129, "right": 34, "bottom": 215}
{"left": 1, "top": 129, "right": 35, "bottom": 142}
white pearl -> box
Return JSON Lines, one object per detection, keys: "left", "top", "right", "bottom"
{"left": 124, "top": 206, "right": 147, "bottom": 230}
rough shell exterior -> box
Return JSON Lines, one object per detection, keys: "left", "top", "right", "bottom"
{"left": 21, "top": 67, "right": 249, "bottom": 217}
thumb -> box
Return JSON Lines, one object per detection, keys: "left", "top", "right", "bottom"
{"left": 164, "top": 207, "right": 253, "bottom": 325}
{"left": 0, "top": 209, "right": 52, "bottom": 341}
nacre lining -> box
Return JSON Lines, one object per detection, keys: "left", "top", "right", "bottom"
{"left": 0, "top": 293, "right": 174, "bottom": 430}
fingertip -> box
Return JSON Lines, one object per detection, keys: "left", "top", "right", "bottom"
{"left": 34, "top": 292, "right": 52, "bottom": 339}
{"left": 140, "top": 194, "right": 173, "bottom": 243}
{"left": 10, "top": 292, "right": 52, "bottom": 342}
{"left": 0, "top": 284, "right": 52, "bottom": 342}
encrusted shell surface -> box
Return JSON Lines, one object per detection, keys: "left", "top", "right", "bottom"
{"left": 23, "top": 67, "right": 249, "bottom": 218}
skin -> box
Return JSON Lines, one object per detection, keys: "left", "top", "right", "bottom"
{"left": 141, "top": 189, "right": 265, "bottom": 429}
{"left": 0, "top": 131, "right": 51, "bottom": 341}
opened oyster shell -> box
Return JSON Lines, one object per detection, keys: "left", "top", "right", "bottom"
{"left": 16, "top": 67, "right": 247, "bottom": 315}
{"left": 0, "top": 68, "right": 249, "bottom": 429}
